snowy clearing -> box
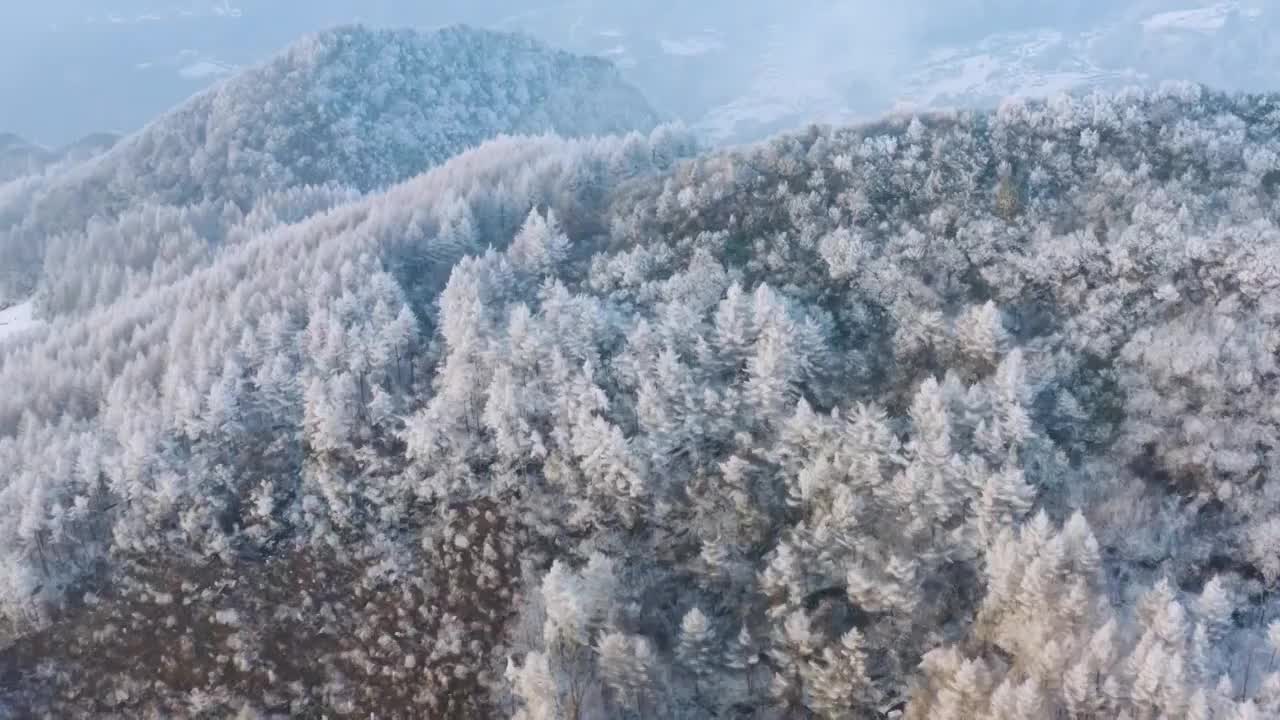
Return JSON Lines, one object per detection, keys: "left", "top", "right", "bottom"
{"left": 179, "top": 60, "right": 236, "bottom": 80}
{"left": 0, "top": 300, "right": 40, "bottom": 342}
{"left": 659, "top": 33, "right": 724, "bottom": 57}
{"left": 1142, "top": 3, "right": 1235, "bottom": 33}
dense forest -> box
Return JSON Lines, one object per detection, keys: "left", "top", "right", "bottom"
{"left": 4, "top": 24, "right": 1280, "bottom": 720}
{"left": 0, "top": 25, "right": 658, "bottom": 314}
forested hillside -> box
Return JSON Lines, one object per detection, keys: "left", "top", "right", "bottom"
{"left": 0, "top": 24, "right": 659, "bottom": 314}
{"left": 0, "top": 135, "right": 54, "bottom": 185}
{"left": 0, "top": 132, "right": 118, "bottom": 185}
{"left": 5, "top": 73, "right": 1280, "bottom": 719}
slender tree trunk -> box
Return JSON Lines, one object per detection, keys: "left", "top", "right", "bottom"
{"left": 35, "top": 533, "right": 51, "bottom": 578}
{"left": 1242, "top": 645, "right": 1254, "bottom": 701}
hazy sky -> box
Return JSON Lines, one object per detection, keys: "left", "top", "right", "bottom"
{"left": 1, "top": 1, "right": 1273, "bottom": 146}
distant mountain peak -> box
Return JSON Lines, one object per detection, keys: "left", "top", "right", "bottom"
{"left": 91, "top": 23, "right": 658, "bottom": 201}
{"left": 0, "top": 133, "right": 34, "bottom": 152}
{"left": 0, "top": 24, "right": 661, "bottom": 308}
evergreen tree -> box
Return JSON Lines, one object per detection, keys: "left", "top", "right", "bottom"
{"left": 808, "top": 628, "right": 873, "bottom": 719}
{"left": 678, "top": 607, "right": 717, "bottom": 692}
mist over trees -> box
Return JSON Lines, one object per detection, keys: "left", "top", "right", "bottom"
{"left": 12, "top": 1, "right": 1278, "bottom": 152}
{"left": 0, "top": 24, "right": 658, "bottom": 312}
{"left": 2, "top": 20, "right": 1280, "bottom": 720}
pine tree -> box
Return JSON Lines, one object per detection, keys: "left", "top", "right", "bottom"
{"left": 509, "top": 208, "right": 571, "bottom": 277}
{"left": 202, "top": 360, "right": 245, "bottom": 442}
{"left": 990, "top": 349, "right": 1033, "bottom": 451}
{"left": 1197, "top": 575, "right": 1234, "bottom": 645}
{"left": 598, "top": 632, "right": 651, "bottom": 713}
{"left": 699, "top": 535, "right": 732, "bottom": 583}
{"left": 541, "top": 554, "right": 616, "bottom": 649}
{"left": 809, "top": 628, "right": 873, "bottom": 719}
{"left": 1064, "top": 657, "right": 1099, "bottom": 718}
{"left": 977, "top": 464, "right": 1035, "bottom": 544}
{"left": 506, "top": 652, "right": 558, "bottom": 720}
{"left": 1131, "top": 643, "right": 1166, "bottom": 713}
{"left": 1191, "top": 622, "right": 1214, "bottom": 683}
{"left": 954, "top": 301, "right": 1007, "bottom": 372}
{"left": 1187, "top": 689, "right": 1212, "bottom": 720}
{"left": 726, "top": 624, "right": 759, "bottom": 673}
{"left": 1061, "top": 511, "right": 1102, "bottom": 580}
{"left": 907, "top": 377, "right": 955, "bottom": 519}
{"left": 987, "top": 677, "right": 1019, "bottom": 720}
{"left": 678, "top": 607, "right": 717, "bottom": 689}
{"left": 744, "top": 284, "right": 797, "bottom": 423}
{"left": 1013, "top": 678, "right": 1045, "bottom": 718}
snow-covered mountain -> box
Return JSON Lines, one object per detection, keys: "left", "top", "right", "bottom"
{"left": 0, "top": 24, "right": 659, "bottom": 310}
{"left": 4, "top": 1, "right": 1278, "bottom": 146}
{"left": 891, "top": 1, "right": 1273, "bottom": 117}
{"left": 0, "top": 132, "right": 119, "bottom": 184}
{"left": 696, "top": 0, "right": 1278, "bottom": 141}
{"left": 40, "top": 24, "right": 656, "bottom": 206}
{"left": 493, "top": 0, "right": 1280, "bottom": 142}
{"left": 7, "top": 77, "right": 1280, "bottom": 717}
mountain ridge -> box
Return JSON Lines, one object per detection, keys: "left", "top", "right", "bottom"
{"left": 0, "top": 23, "right": 661, "bottom": 310}
{"left": 5, "top": 85, "right": 1280, "bottom": 717}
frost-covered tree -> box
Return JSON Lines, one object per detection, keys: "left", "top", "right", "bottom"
{"left": 678, "top": 607, "right": 717, "bottom": 695}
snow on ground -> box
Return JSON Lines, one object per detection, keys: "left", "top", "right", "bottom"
{"left": 179, "top": 60, "right": 237, "bottom": 79}
{"left": 698, "top": 95, "right": 859, "bottom": 144}
{"left": 1142, "top": 3, "right": 1236, "bottom": 33}
{"left": 895, "top": 28, "right": 1133, "bottom": 111}
{"left": 899, "top": 52, "right": 1102, "bottom": 109}
{"left": 659, "top": 33, "right": 724, "bottom": 57}
{"left": 600, "top": 45, "right": 636, "bottom": 69}
{"left": 0, "top": 300, "right": 40, "bottom": 342}
{"left": 138, "top": 48, "right": 238, "bottom": 81}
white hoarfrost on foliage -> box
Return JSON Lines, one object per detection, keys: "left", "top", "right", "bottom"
{"left": 0, "top": 24, "right": 659, "bottom": 312}
{"left": 4, "top": 70, "right": 1280, "bottom": 720}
